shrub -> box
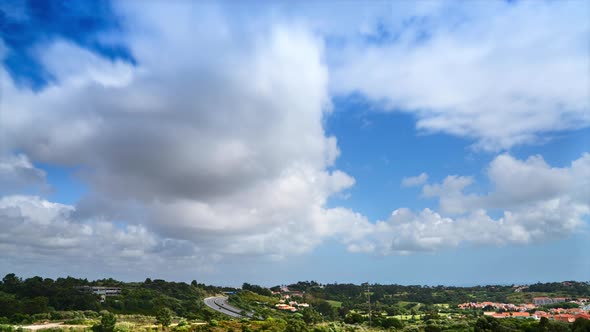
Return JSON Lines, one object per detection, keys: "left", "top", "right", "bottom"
{"left": 32, "top": 313, "right": 51, "bottom": 322}
{"left": 0, "top": 324, "right": 15, "bottom": 332}
{"left": 36, "top": 328, "right": 66, "bottom": 332}
{"left": 113, "top": 322, "right": 133, "bottom": 332}
{"left": 63, "top": 319, "right": 92, "bottom": 325}
{"left": 91, "top": 312, "right": 116, "bottom": 332}
{"left": 155, "top": 308, "right": 172, "bottom": 327}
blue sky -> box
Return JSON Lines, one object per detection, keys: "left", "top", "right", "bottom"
{"left": 0, "top": 0, "right": 589, "bottom": 286}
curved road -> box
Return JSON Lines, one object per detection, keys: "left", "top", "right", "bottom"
{"left": 204, "top": 296, "right": 249, "bottom": 319}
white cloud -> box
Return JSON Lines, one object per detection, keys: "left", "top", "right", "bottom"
{"left": 422, "top": 175, "right": 477, "bottom": 215}
{"left": 331, "top": 1, "right": 590, "bottom": 150}
{"left": 0, "top": 1, "right": 588, "bottom": 275}
{"left": 0, "top": 195, "right": 220, "bottom": 275}
{"left": 1, "top": 3, "right": 365, "bottom": 261}
{"left": 486, "top": 154, "right": 589, "bottom": 207}
{"left": 358, "top": 153, "right": 590, "bottom": 254}
{"left": 401, "top": 172, "right": 428, "bottom": 187}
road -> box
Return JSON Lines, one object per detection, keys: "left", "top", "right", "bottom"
{"left": 204, "top": 296, "right": 249, "bottom": 319}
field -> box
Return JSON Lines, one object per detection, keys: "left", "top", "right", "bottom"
{"left": 326, "top": 300, "right": 342, "bottom": 308}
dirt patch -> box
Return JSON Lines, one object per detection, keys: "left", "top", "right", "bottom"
{"left": 18, "top": 322, "right": 87, "bottom": 331}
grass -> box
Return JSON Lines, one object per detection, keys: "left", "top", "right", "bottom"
{"left": 434, "top": 303, "right": 450, "bottom": 309}
{"left": 236, "top": 291, "right": 279, "bottom": 305}
{"left": 326, "top": 300, "right": 342, "bottom": 308}
{"left": 390, "top": 314, "right": 425, "bottom": 321}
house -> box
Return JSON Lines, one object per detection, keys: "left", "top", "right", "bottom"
{"left": 276, "top": 304, "right": 298, "bottom": 312}
{"left": 511, "top": 312, "right": 531, "bottom": 319}
{"left": 554, "top": 314, "right": 575, "bottom": 323}
{"left": 492, "top": 313, "right": 508, "bottom": 319}
{"left": 533, "top": 311, "right": 550, "bottom": 320}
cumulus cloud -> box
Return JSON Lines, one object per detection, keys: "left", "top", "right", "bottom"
{"left": 0, "top": 195, "right": 147, "bottom": 260}
{"left": 0, "top": 1, "right": 588, "bottom": 276}
{"left": 401, "top": 172, "right": 428, "bottom": 187}
{"left": 0, "top": 195, "right": 220, "bottom": 274}
{"left": 331, "top": 1, "right": 590, "bottom": 150}
{"left": 0, "top": 154, "right": 48, "bottom": 195}
{"left": 356, "top": 153, "right": 590, "bottom": 254}
{"left": 1, "top": 2, "right": 367, "bottom": 262}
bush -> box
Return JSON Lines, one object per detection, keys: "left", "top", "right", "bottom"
{"left": 0, "top": 324, "right": 15, "bottom": 332}
{"left": 84, "top": 312, "right": 99, "bottom": 319}
{"left": 113, "top": 322, "right": 133, "bottom": 332}
{"left": 63, "top": 319, "right": 94, "bottom": 325}
{"left": 91, "top": 312, "right": 116, "bottom": 332}
{"left": 172, "top": 325, "right": 191, "bottom": 332}
{"left": 11, "top": 314, "right": 31, "bottom": 325}
{"left": 49, "top": 312, "right": 84, "bottom": 321}
{"left": 155, "top": 308, "right": 172, "bottom": 327}
{"left": 32, "top": 313, "right": 51, "bottom": 322}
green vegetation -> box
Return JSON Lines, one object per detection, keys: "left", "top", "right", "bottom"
{"left": 326, "top": 301, "right": 342, "bottom": 308}
{"left": 91, "top": 312, "right": 116, "bottom": 332}
{"left": 156, "top": 308, "right": 173, "bottom": 327}
{"left": 0, "top": 273, "right": 230, "bottom": 324}
{"left": 1, "top": 274, "right": 589, "bottom": 331}
{"left": 227, "top": 291, "right": 280, "bottom": 320}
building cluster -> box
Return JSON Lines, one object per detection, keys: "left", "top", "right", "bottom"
{"left": 484, "top": 311, "right": 590, "bottom": 322}
{"left": 271, "top": 285, "right": 304, "bottom": 299}
{"left": 533, "top": 297, "right": 567, "bottom": 306}
{"left": 484, "top": 312, "right": 532, "bottom": 319}
{"left": 271, "top": 286, "right": 310, "bottom": 312}
{"left": 75, "top": 286, "right": 121, "bottom": 302}
{"left": 533, "top": 308, "right": 590, "bottom": 322}
{"left": 271, "top": 286, "right": 304, "bottom": 298}
{"left": 512, "top": 285, "right": 529, "bottom": 293}
{"left": 458, "top": 302, "right": 535, "bottom": 311}
{"left": 460, "top": 297, "right": 590, "bottom": 322}
{"left": 275, "top": 301, "right": 310, "bottom": 312}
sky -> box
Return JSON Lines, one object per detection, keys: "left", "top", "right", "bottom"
{"left": 0, "top": 0, "right": 589, "bottom": 287}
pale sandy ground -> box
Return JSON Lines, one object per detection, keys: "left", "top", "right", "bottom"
{"left": 18, "top": 321, "right": 207, "bottom": 330}
{"left": 17, "top": 323, "right": 86, "bottom": 330}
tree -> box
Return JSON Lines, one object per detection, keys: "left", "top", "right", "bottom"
{"left": 424, "top": 323, "right": 442, "bottom": 332}
{"left": 2, "top": 274, "right": 21, "bottom": 293}
{"left": 301, "top": 309, "right": 321, "bottom": 325}
{"left": 474, "top": 316, "right": 500, "bottom": 332}
{"left": 343, "top": 312, "right": 364, "bottom": 325}
{"left": 92, "top": 312, "right": 116, "bottom": 332}
{"left": 241, "top": 283, "right": 272, "bottom": 297}
{"left": 315, "top": 301, "right": 335, "bottom": 321}
{"left": 572, "top": 318, "right": 590, "bottom": 332}
{"left": 377, "top": 317, "right": 403, "bottom": 329}
{"left": 156, "top": 307, "right": 172, "bottom": 327}
{"left": 285, "top": 317, "right": 309, "bottom": 332}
